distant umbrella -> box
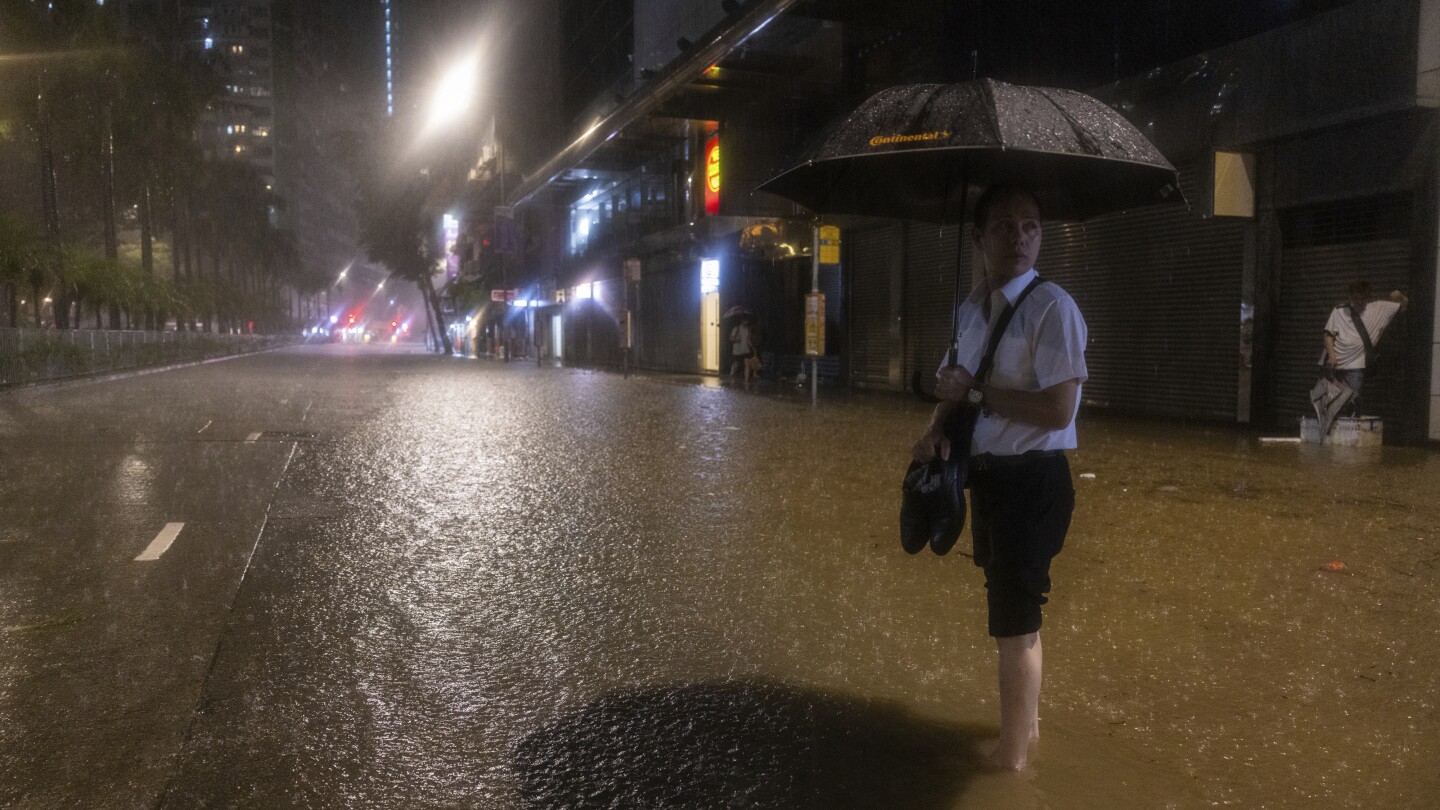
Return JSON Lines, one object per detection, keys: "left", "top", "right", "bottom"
{"left": 759, "top": 78, "right": 1183, "bottom": 223}
{"left": 723, "top": 305, "right": 752, "bottom": 318}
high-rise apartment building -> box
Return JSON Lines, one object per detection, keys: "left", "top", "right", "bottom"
{"left": 178, "top": 0, "right": 387, "bottom": 300}
{"left": 182, "top": 1, "right": 277, "bottom": 190}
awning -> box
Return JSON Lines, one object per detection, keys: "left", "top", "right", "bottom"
{"left": 508, "top": 0, "right": 801, "bottom": 208}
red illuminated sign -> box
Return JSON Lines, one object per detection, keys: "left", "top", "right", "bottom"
{"left": 704, "top": 134, "right": 720, "bottom": 215}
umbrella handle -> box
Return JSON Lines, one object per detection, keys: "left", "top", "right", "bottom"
{"left": 947, "top": 181, "right": 969, "bottom": 368}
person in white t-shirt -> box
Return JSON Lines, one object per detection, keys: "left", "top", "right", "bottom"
{"left": 911, "top": 186, "right": 1088, "bottom": 772}
{"left": 1323, "top": 281, "right": 1408, "bottom": 405}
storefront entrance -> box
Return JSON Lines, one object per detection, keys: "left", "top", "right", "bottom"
{"left": 701, "top": 291, "right": 720, "bottom": 372}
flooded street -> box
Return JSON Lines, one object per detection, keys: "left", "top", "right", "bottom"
{"left": 3, "top": 344, "right": 1438, "bottom": 808}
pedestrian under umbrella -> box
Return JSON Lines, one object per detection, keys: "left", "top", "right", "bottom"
{"left": 759, "top": 77, "right": 1184, "bottom": 771}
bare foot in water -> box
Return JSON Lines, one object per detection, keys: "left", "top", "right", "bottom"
{"left": 984, "top": 727, "right": 1039, "bottom": 772}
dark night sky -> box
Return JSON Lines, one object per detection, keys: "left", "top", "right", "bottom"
{"left": 940, "top": 0, "right": 1362, "bottom": 88}
{"left": 321, "top": 0, "right": 1365, "bottom": 120}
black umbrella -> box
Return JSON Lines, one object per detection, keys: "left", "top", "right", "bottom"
{"left": 759, "top": 78, "right": 1184, "bottom": 223}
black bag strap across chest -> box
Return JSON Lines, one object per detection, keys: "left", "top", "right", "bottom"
{"left": 973, "top": 276, "right": 1044, "bottom": 384}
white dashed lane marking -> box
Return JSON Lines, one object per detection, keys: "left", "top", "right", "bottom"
{"left": 135, "top": 523, "right": 186, "bottom": 562}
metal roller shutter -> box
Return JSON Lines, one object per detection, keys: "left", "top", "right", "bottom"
{"left": 1271, "top": 193, "right": 1413, "bottom": 432}
{"left": 902, "top": 222, "right": 968, "bottom": 392}
{"left": 848, "top": 224, "right": 900, "bottom": 389}
{"left": 1037, "top": 164, "right": 1248, "bottom": 420}
{"left": 818, "top": 264, "right": 843, "bottom": 384}
{"left": 639, "top": 261, "right": 700, "bottom": 373}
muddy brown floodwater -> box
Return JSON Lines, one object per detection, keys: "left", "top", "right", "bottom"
{"left": 184, "top": 358, "right": 1440, "bottom": 809}
{"left": 548, "top": 374, "right": 1440, "bottom": 809}
{"left": 10, "top": 349, "right": 1434, "bottom": 809}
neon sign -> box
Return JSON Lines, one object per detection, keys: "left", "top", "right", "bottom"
{"left": 704, "top": 134, "right": 720, "bottom": 215}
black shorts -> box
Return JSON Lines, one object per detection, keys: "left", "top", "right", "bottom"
{"left": 969, "top": 453, "right": 1075, "bottom": 637}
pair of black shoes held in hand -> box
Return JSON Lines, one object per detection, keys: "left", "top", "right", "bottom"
{"left": 899, "top": 454, "right": 966, "bottom": 556}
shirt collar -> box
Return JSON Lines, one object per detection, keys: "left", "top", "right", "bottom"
{"left": 996, "top": 268, "right": 1038, "bottom": 305}
{"left": 968, "top": 268, "right": 1038, "bottom": 307}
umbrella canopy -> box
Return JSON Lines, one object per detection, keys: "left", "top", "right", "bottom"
{"left": 723, "top": 305, "right": 752, "bottom": 318}
{"left": 758, "top": 78, "right": 1184, "bottom": 222}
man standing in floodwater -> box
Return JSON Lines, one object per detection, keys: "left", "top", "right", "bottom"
{"left": 911, "top": 186, "right": 1088, "bottom": 771}
{"left": 1323, "top": 280, "right": 1408, "bottom": 409}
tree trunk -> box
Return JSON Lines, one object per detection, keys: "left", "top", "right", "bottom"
{"left": 101, "top": 92, "right": 123, "bottom": 330}
{"left": 419, "top": 275, "right": 451, "bottom": 355}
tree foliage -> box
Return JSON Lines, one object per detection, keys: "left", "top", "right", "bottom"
{"left": 0, "top": 0, "right": 324, "bottom": 331}
{"left": 356, "top": 130, "right": 452, "bottom": 354}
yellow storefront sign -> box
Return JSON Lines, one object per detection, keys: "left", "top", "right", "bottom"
{"left": 818, "top": 225, "right": 840, "bottom": 265}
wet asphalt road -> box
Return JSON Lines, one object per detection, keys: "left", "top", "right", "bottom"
{"left": 2, "top": 343, "right": 1438, "bottom": 809}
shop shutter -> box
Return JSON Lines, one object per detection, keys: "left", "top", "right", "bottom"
{"left": 817, "top": 264, "right": 843, "bottom": 384}
{"left": 902, "top": 222, "right": 969, "bottom": 392}
{"left": 848, "top": 224, "right": 901, "bottom": 389}
{"left": 638, "top": 261, "right": 700, "bottom": 373}
{"left": 1037, "top": 164, "right": 1248, "bottom": 420}
{"left": 1270, "top": 193, "right": 1413, "bottom": 432}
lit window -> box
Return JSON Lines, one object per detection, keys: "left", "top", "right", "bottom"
{"left": 204, "top": 37, "right": 214, "bottom": 49}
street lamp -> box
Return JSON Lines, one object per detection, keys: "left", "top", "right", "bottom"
{"left": 426, "top": 51, "right": 479, "bottom": 134}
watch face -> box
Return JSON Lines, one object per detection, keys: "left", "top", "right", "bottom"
{"left": 968, "top": 388, "right": 984, "bottom": 404}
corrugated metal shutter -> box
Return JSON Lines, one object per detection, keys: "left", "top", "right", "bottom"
{"left": 817, "top": 264, "right": 843, "bottom": 384}
{"left": 848, "top": 224, "right": 900, "bottom": 389}
{"left": 1038, "top": 165, "right": 1247, "bottom": 420}
{"left": 638, "top": 261, "right": 700, "bottom": 373}
{"left": 1271, "top": 193, "right": 1413, "bottom": 431}
{"left": 902, "top": 222, "right": 970, "bottom": 392}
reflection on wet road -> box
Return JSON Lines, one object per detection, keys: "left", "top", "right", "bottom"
{"left": 2, "top": 343, "right": 1437, "bottom": 808}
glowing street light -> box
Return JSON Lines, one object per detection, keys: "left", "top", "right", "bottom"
{"left": 426, "top": 52, "right": 479, "bottom": 133}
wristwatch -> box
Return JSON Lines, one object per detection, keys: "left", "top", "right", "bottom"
{"left": 967, "top": 387, "right": 985, "bottom": 406}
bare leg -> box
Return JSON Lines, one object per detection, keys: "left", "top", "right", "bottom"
{"left": 987, "top": 632, "right": 1042, "bottom": 771}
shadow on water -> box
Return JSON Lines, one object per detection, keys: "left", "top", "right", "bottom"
{"left": 511, "top": 679, "right": 988, "bottom": 810}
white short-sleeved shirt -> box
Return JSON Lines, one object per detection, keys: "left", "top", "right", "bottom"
{"left": 1323, "top": 301, "right": 1400, "bottom": 370}
{"left": 942, "top": 269, "right": 1089, "bottom": 455}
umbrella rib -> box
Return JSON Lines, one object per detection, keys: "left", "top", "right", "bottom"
{"left": 978, "top": 79, "right": 1004, "bottom": 147}
{"left": 1035, "top": 88, "right": 1104, "bottom": 156}
{"left": 902, "top": 84, "right": 945, "bottom": 127}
